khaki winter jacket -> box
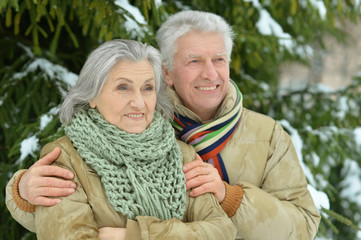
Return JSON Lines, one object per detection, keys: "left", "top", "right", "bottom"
{"left": 170, "top": 82, "right": 321, "bottom": 240}
{"left": 6, "top": 137, "right": 236, "bottom": 240}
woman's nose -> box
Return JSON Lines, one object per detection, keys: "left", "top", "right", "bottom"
{"left": 129, "top": 91, "right": 145, "bottom": 109}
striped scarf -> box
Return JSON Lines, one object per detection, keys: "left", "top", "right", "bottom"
{"left": 171, "top": 80, "right": 242, "bottom": 183}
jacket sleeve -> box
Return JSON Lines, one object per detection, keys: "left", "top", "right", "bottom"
{"left": 5, "top": 169, "right": 36, "bottom": 232}
{"left": 232, "top": 122, "right": 321, "bottom": 240}
{"left": 34, "top": 143, "right": 99, "bottom": 240}
{"left": 125, "top": 191, "right": 236, "bottom": 240}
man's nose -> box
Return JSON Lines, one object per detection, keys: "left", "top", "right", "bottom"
{"left": 200, "top": 60, "right": 218, "bottom": 81}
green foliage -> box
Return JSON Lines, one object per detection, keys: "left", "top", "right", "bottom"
{"left": 1, "top": 0, "right": 361, "bottom": 239}
{"left": 270, "top": 75, "right": 361, "bottom": 239}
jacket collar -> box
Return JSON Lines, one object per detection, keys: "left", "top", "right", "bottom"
{"left": 168, "top": 79, "right": 242, "bottom": 123}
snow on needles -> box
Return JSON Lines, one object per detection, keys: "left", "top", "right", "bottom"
{"left": 13, "top": 58, "right": 78, "bottom": 88}
{"left": 114, "top": 0, "right": 148, "bottom": 38}
{"left": 40, "top": 107, "right": 60, "bottom": 131}
{"left": 245, "top": 0, "right": 294, "bottom": 51}
{"left": 17, "top": 136, "right": 39, "bottom": 165}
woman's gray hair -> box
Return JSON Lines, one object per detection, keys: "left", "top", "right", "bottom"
{"left": 156, "top": 10, "right": 234, "bottom": 71}
{"left": 60, "top": 39, "right": 173, "bottom": 124}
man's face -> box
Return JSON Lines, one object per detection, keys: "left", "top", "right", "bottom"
{"left": 164, "top": 31, "right": 230, "bottom": 121}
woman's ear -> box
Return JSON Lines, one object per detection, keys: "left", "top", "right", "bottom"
{"left": 89, "top": 100, "right": 96, "bottom": 109}
{"left": 162, "top": 66, "right": 174, "bottom": 87}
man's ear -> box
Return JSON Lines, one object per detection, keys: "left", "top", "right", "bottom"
{"left": 162, "top": 66, "right": 174, "bottom": 87}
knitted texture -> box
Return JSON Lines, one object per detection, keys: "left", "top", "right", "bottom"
{"left": 12, "top": 170, "right": 36, "bottom": 212}
{"left": 65, "top": 109, "right": 186, "bottom": 220}
{"left": 220, "top": 182, "right": 244, "bottom": 218}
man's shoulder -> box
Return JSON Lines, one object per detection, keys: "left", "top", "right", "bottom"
{"left": 176, "top": 140, "right": 196, "bottom": 165}
{"left": 236, "top": 108, "right": 278, "bottom": 141}
{"left": 241, "top": 108, "right": 276, "bottom": 125}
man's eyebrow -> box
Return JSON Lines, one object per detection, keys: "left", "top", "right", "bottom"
{"left": 215, "top": 52, "right": 227, "bottom": 57}
{"left": 185, "top": 52, "right": 227, "bottom": 58}
{"left": 185, "top": 54, "right": 201, "bottom": 59}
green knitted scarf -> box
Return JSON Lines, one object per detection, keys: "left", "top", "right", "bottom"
{"left": 64, "top": 109, "right": 186, "bottom": 220}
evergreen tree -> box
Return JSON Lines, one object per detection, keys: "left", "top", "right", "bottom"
{"left": 1, "top": 0, "right": 360, "bottom": 239}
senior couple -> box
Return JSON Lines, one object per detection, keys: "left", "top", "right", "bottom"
{"left": 6, "top": 10, "right": 320, "bottom": 240}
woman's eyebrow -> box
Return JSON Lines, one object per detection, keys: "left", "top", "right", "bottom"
{"left": 115, "top": 78, "right": 133, "bottom": 83}
{"left": 114, "top": 78, "right": 154, "bottom": 83}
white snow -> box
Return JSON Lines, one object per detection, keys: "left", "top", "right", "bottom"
{"left": 295, "top": 44, "right": 314, "bottom": 59}
{"left": 278, "top": 120, "right": 361, "bottom": 213}
{"left": 115, "top": 0, "right": 148, "bottom": 38}
{"left": 299, "top": 0, "right": 327, "bottom": 19}
{"left": 309, "top": 0, "right": 327, "bottom": 19}
{"left": 40, "top": 114, "right": 53, "bottom": 131}
{"left": 340, "top": 159, "right": 361, "bottom": 202}
{"left": 39, "top": 107, "right": 60, "bottom": 131}
{"left": 246, "top": 0, "right": 294, "bottom": 51}
{"left": 311, "top": 83, "right": 336, "bottom": 93}
{"left": 336, "top": 96, "right": 349, "bottom": 119}
{"left": 256, "top": 9, "right": 294, "bottom": 51}
{"left": 0, "top": 93, "right": 6, "bottom": 106}
{"left": 18, "top": 42, "right": 34, "bottom": 58}
{"left": 154, "top": 0, "right": 162, "bottom": 8}
{"left": 17, "top": 136, "right": 39, "bottom": 164}
{"left": 355, "top": 127, "right": 361, "bottom": 146}
{"left": 308, "top": 184, "right": 330, "bottom": 210}
{"left": 13, "top": 58, "right": 78, "bottom": 87}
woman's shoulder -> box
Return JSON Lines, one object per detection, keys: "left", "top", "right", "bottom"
{"left": 40, "top": 136, "right": 74, "bottom": 157}
{"left": 40, "top": 136, "right": 84, "bottom": 170}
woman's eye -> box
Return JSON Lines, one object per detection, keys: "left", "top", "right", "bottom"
{"left": 145, "top": 85, "right": 154, "bottom": 91}
{"left": 117, "top": 85, "right": 127, "bottom": 90}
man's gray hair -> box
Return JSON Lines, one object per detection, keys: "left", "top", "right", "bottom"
{"left": 156, "top": 10, "right": 234, "bottom": 71}
{"left": 60, "top": 39, "right": 173, "bottom": 124}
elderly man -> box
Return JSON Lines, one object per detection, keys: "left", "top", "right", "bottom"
{"left": 7, "top": 10, "right": 320, "bottom": 240}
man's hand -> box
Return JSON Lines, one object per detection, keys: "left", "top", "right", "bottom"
{"left": 98, "top": 227, "right": 126, "bottom": 240}
{"left": 18, "top": 147, "right": 76, "bottom": 206}
{"left": 182, "top": 154, "right": 226, "bottom": 202}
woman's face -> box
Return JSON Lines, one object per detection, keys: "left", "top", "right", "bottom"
{"left": 89, "top": 60, "right": 156, "bottom": 134}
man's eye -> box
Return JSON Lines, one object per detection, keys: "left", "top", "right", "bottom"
{"left": 190, "top": 60, "right": 198, "bottom": 63}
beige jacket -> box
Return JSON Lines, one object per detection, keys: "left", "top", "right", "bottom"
{"left": 171, "top": 83, "right": 321, "bottom": 240}
{"left": 6, "top": 137, "right": 236, "bottom": 240}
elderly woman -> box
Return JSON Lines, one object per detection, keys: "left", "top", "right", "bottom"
{"left": 6, "top": 39, "right": 236, "bottom": 240}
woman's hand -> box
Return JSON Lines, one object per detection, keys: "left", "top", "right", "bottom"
{"left": 98, "top": 227, "right": 126, "bottom": 240}
{"left": 19, "top": 147, "right": 77, "bottom": 206}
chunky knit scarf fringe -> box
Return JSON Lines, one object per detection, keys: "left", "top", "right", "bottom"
{"left": 65, "top": 109, "right": 186, "bottom": 220}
